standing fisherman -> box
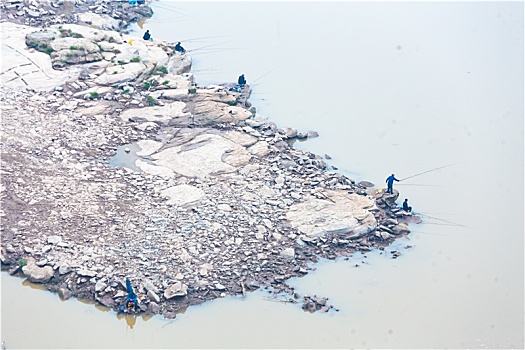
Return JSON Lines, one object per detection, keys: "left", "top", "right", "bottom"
{"left": 385, "top": 173, "right": 399, "bottom": 194}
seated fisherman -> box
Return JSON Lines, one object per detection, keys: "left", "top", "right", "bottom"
{"left": 238, "top": 74, "right": 246, "bottom": 87}
{"left": 174, "top": 42, "right": 186, "bottom": 53}
{"left": 402, "top": 198, "right": 412, "bottom": 213}
{"left": 143, "top": 30, "right": 152, "bottom": 41}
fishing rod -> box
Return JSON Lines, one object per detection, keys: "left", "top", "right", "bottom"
{"left": 416, "top": 213, "right": 466, "bottom": 227}
{"left": 187, "top": 40, "right": 235, "bottom": 52}
{"left": 250, "top": 69, "right": 276, "bottom": 84}
{"left": 396, "top": 183, "right": 442, "bottom": 187}
{"left": 399, "top": 163, "right": 458, "bottom": 181}
{"left": 178, "top": 35, "right": 231, "bottom": 43}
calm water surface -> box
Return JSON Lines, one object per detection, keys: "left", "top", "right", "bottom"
{"left": 1, "top": 2, "right": 523, "bottom": 349}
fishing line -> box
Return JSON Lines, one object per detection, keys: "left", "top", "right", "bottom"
{"left": 417, "top": 213, "right": 466, "bottom": 227}
{"left": 399, "top": 163, "right": 459, "bottom": 181}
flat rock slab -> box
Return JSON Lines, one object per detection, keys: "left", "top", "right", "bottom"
{"left": 150, "top": 133, "right": 251, "bottom": 178}
{"left": 286, "top": 191, "right": 377, "bottom": 238}
{"left": 120, "top": 102, "right": 189, "bottom": 124}
{"left": 160, "top": 184, "right": 206, "bottom": 206}
{"left": 0, "top": 23, "right": 81, "bottom": 90}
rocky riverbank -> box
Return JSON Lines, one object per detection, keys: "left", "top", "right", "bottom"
{"left": 0, "top": 2, "right": 416, "bottom": 318}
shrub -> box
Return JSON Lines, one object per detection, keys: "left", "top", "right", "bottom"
{"left": 162, "top": 80, "right": 169, "bottom": 85}
{"left": 157, "top": 66, "right": 168, "bottom": 75}
{"left": 45, "top": 47, "right": 54, "bottom": 55}
{"left": 146, "top": 95, "right": 158, "bottom": 106}
{"left": 69, "top": 45, "right": 78, "bottom": 50}
{"left": 188, "top": 87, "right": 197, "bottom": 94}
{"left": 144, "top": 81, "right": 151, "bottom": 90}
{"left": 130, "top": 56, "right": 140, "bottom": 63}
{"left": 18, "top": 258, "right": 27, "bottom": 268}
{"left": 90, "top": 91, "right": 100, "bottom": 99}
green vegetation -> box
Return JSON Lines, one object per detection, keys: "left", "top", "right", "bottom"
{"left": 157, "top": 65, "right": 168, "bottom": 75}
{"left": 89, "top": 92, "right": 100, "bottom": 99}
{"left": 188, "top": 87, "right": 197, "bottom": 94}
{"left": 118, "top": 60, "right": 126, "bottom": 65}
{"left": 44, "top": 47, "right": 54, "bottom": 55}
{"left": 58, "top": 28, "right": 83, "bottom": 38}
{"left": 146, "top": 95, "right": 158, "bottom": 106}
{"left": 18, "top": 258, "right": 27, "bottom": 268}
{"left": 69, "top": 45, "right": 79, "bottom": 50}
{"left": 162, "top": 80, "right": 169, "bottom": 85}
{"left": 130, "top": 56, "right": 141, "bottom": 63}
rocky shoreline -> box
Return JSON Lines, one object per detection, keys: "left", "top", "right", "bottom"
{"left": 0, "top": 0, "right": 417, "bottom": 318}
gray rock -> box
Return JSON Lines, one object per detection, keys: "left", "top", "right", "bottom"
{"left": 58, "top": 263, "right": 72, "bottom": 275}
{"left": 47, "top": 235, "right": 62, "bottom": 245}
{"left": 58, "top": 288, "right": 72, "bottom": 300}
{"left": 95, "top": 280, "right": 107, "bottom": 292}
{"left": 163, "top": 281, "right": 188, "bottom": 299}
{"left": 280, "top": 247, "right": 295, "bottom": 259}
{"left": 147, "top": 290, "right": 161, "bottom": 303}
{"left": 22, "top": 261, "right": 54, "bottom": 283}
{"left": 77, "top": 269, "right": 97, "bottom": 278}
{"left": 148, "top": 302, "right": 160, "bottom": 314}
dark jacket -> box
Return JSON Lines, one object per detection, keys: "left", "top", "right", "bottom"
{"left": 143, "top": 31, "right": 151, "bottom": 40}
{"left": 386, "top": 175, "right": 399, "bottom": 185}
{"left": 238, "top": 75, "right": 246, "bottom": 85}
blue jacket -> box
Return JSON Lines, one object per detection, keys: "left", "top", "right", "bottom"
{"left": 386, "top": 175, "right": 399, "bottom": 185}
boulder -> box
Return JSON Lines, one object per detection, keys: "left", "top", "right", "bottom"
{"left": 147, "top": 290, "right": 161, "bottom": 303}
{"left": 22, "top": 260, "right": 54, "bottom": 283}
{"left": 95, "top": 280, "right": 107, "bottom": 292}
{"left": 163, "top": 281, "right": 188, "bottom": 299}
{"left": 58, "top": 288, "right": 72, "bottom": 300}
{"left": 25, "top": 29, "right": 60, "bottom": 50}
{"left": 392, "top": 223, "right": 410, "bottom": 235}
{"left": 280, "top": 247, "right": 295, "bottom": 259}
{"left": 167, "top": 53, "right": 192, "bottom": 75}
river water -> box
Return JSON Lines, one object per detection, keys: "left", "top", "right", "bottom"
{"left": 2, "top": 2, "right": 523, "bottom": 349}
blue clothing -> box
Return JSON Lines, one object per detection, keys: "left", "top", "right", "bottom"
{"left": 386, "top": 175, "right": 399, "bottom": 185}
{"left": 403, "top": 200, "right": 412, "bottom": 212}
{"left": 126, "top": 278, "right": 138, "bottom": 311}
{"left": 238, "top": 75, "right": 246, "bottom": 86}
{"left": 386, "top": 175, "right": 399, "bottom": 194}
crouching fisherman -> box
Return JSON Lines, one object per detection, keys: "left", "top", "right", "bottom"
{"left": 174, "top": 42, "right": 186, "bottom": 53}
{"left": 119, "top": 278, "right": 139, "bottom": 313}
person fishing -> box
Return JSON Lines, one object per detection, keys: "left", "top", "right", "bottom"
{"left": 125, "top": 278, "right": 139, "bottom": 312}
{"left": 174, "top": 42, "right": 186, "bottom": 53}
{"left": 385, "top": 173, "right": 399, "bottom": 194}
{"left": 238, "top": 74, "right": 246, "bottom": 87}
{"left": 143, "top": 30, "right": 152, "bottom": 41}
{"left": 402, "top": 198, "right": 412, "bottom": 212}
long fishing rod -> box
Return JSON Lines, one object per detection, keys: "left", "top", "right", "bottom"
{"left": 187, "top": 40, "right": 235, "bottom": 53}
{"left": 250, "top": 69, "right": 275, "bottom": 84}
{"left": 399, "top": 163, "right": 458, "bottom": 181}
{"left": 416, "top": 213, "right": 466, "bottom": 227}
{"left": 178, "top": 35, "right": 231, "bottom": 43}
{"left": 396, "top": 183, "right": 442, "bottom": 187}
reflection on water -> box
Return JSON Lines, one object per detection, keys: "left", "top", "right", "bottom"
{"left": 108, "top": 143, "right": 142, "bottom": 171}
